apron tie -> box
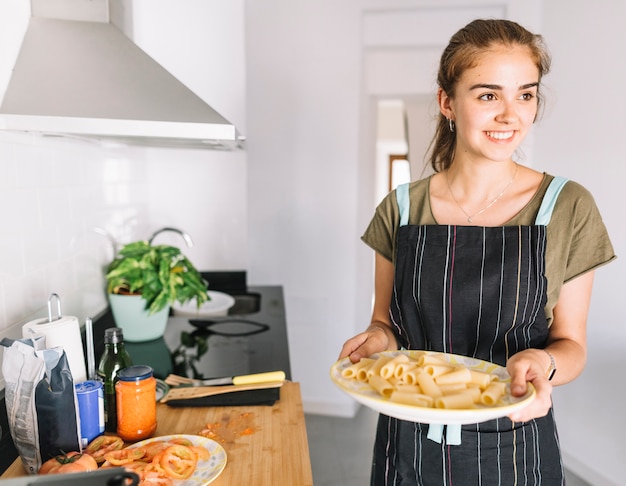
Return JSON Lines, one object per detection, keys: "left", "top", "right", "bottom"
{"left": 427, "top": 424, "right": 462, "bottom": 445}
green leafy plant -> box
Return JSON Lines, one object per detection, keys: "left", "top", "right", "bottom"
{"left": 106, "top": 240, "right": 209, "bottom": 314}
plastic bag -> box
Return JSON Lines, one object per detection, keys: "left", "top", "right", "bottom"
{"left": 1, "top": 336, "right": 81, "bottom": 474}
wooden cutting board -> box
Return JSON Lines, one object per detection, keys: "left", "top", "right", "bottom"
{"left": 159, "top": 380, "right": 284, "bottom": 403}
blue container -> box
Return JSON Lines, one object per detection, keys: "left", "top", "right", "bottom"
{"left": 75, "top": 380, "right": 105, "bottom": 447}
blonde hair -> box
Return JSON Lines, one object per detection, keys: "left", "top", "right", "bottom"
{"left": 428, "top": 19, "right": 552, "bottom": 173}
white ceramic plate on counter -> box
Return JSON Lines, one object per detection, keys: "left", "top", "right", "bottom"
{"left": 330, "top": 350, "right": 535, "bottom": 425}
{"left": 125, "top": 434, "right": 227, "bottom": 485}
{"left": 172, "top": 291, "right": 235, "bottom": 317}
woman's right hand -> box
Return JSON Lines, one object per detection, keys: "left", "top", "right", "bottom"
{"left": 339, "top": 326, "right": 393, "bottom": 363}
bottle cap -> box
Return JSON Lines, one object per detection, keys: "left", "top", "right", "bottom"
{"left": 104, "top": 327, "right": 125, "bottom": 344}
{"left": 118, "top": 365, "right": 154, "bottom": 382}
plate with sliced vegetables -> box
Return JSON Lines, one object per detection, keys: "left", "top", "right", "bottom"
{"left": 107, "top": 434, "right": 226, "bottom": 485}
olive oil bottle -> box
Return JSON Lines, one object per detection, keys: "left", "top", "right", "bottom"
{"left": 97, "top": 328, "right": 133, "bottom": 433}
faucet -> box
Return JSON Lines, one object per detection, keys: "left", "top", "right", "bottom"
{"left": 148, "top": 227, "right": 194, "bottom": 248}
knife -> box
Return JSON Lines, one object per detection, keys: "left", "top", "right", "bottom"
{"left": 164, "top": 370, "right": 286, "bottom": 387}
{"left": 160, "top": 380, "right": 284, "bottom": 403}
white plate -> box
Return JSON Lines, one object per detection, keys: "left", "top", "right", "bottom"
{"left": 172, "top": 291, "right": 236, "bottom": 317}
{"left": 126, "top": 434, "right": 227, "bottom": 485}
{"left": 330, "top": 350, "right": 535, "bottom": 425}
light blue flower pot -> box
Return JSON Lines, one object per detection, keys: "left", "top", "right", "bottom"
{"left": 108, "top": 294, "right": 170, "bottom": 342}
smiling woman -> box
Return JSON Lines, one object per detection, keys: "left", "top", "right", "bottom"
{"left": 339, "top": 18, "right": 616, "bottom": 486}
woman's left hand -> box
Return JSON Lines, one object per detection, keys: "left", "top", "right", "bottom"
{"left": 506, "top": 349, "right": 553, "bottom": 422}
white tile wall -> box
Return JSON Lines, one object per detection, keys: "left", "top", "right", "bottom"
{"left": 0, "top": 132, "right": 151, "bottom": 369}
{"left": 0, "top": 130, "right": 249, "bottom": 390}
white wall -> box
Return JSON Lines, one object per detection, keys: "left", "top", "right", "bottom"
{"left": 537, "top": 2, "right": 625, "bottom": 484}
{"left": 246, "top": 0, "right": 367, "bottom": 416}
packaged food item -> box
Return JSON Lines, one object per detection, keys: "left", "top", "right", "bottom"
{"left": 97, "top": 328, "right": 133, "bottom": 432}
{"left": 1, "top": 337, "right": 81, "bottom": 474}
{"left": 116, "top": 365, "right": 157, "bottom": 441}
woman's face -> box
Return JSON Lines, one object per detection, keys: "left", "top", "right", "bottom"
{"left": 440, "top": 44, "right": 540, "bottom": 165}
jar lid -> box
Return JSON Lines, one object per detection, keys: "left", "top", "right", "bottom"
{"left": 118, "top": 365, "right": 154, "bottom": 381}
{"left": 104, "top": 327, "right": 125, "bottom": 344}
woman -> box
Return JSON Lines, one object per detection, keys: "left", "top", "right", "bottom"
{"left": 339, "top": 19, "right": 615, "bottom": 485}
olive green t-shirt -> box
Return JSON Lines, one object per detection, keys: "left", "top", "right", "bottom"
{"left": 361, "top": 173, "right": 616, "bottom": 327}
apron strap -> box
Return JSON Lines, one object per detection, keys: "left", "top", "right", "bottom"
{"left": 396, "top": 183, "right": 410, "bottom": 227}
{"left": 427, "top": 423, "right": 462, "bottom": 445}
{"left": 535, "top": 176, "right": 568, "bottom": 225}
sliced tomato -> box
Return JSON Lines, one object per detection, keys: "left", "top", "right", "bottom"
{"left": 189, "top": 445, "right": 210, "bottom": 461}
{"left": 139, "top": 470, "right": 173, "bottom": 486}
{"left": 142, "top": 441, "right": 172, "bottom": 461}
{"left": 122, "top": 460, "right": 149, "bottom": 474}
{"left": 85, "top": 435, "right": 124, "bottom": 464}
{"left": 159, "top": 444, "right": 197, "bottom": 480}
{"left": 168, "top": 437, "right": 193, "bottom": 447}
{"left": 104, "top": 447, "right": 146, "bottom": 465}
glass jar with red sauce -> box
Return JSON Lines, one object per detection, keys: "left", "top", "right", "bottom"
{"left": 115, "top": 365, "right": 157, "bottom": 441}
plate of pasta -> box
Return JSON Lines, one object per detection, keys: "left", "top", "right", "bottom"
{"left": 330, "top": 350, "right": 535, "bottom": 425}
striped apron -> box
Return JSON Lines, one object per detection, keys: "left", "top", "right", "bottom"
{"left": 371, "top": 178, "right": 568, "bottom": 485}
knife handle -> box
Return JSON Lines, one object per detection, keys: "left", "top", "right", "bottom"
{"left": 233, "top": 370, "right": 286, "bottom": 385}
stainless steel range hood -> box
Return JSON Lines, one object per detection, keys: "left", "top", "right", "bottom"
{"left": 0, "top": 0, "right": 244, "bottom": 150}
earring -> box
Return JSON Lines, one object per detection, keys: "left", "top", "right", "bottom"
{"left": 448, "top": 118, "right": 455, "bottom": 133}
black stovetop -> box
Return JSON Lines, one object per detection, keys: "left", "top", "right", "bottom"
{"left": 95, "top": 285, "right": 292, "bottom": 382}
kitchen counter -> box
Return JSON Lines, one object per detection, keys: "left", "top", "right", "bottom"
{"left": 0, "top": 381, "right": 313, "bottom": 485}
{"left": 0, "top": 278, "right": 299, "bottom": 479}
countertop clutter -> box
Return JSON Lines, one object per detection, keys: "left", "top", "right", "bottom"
{"left": 1, "top": 382, "right": 313, "bottom": 485}
{"left": 0, "top": 275, "right": 312, "bottom": 484}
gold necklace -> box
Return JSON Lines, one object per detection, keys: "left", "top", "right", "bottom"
{"left": 446, "top": 162, "right": 518, "bottom": 223}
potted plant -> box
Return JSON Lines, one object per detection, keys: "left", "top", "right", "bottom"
{"left": 106, "top": 240, "right": 209, "bottom": 342}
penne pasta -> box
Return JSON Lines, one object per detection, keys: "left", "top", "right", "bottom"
{"left": 394, "top": 362, "right": 418, "bottom": 379}
{"left": 424, "top": 364, "right": 455, "bottom": 377}
{"left": 480, "top": 381, "right": 507, "bottom": 406}
{"left": 433, "top": 367, "right": 472, "bottom": 385}
{"left": 355, "top": 358, "right": 376, "bottom": 381}
{"left": 400, "top": 367, "right": 421, "bottom": 385}
{"left": 416, "top": 371, "right": 443, "bottom": 398}
{"left": 395, "top": 384, "right": 422, "bottom": 394}
{"left": 435, "top": 390, "right": 477, "bottom": 409}
{"left": 369, "top": 374, "right": 395, "bottom": 399}
{"left": 341, "top": 357, "right": 375, "bottom": 380}
{"left": 367, "top": 355, "right": 394, "bottom": 379}
{"left": 390, "top": 391, "right": 434, "bottom": 407}
{"left": 380, "top": 354, "right": 410, "bottom": 380}
{"left": 339, "top": 352, "right": 514, "bottom": 411}
{"left": 468, "top": 369, "right": 493, "bottom": 388}
{"left": 438, "top": 383, "right": 468, "bottom": 395}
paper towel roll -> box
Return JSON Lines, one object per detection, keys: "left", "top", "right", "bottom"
{"left": 22, "top": 315, "right": 87, "bottom": 383}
